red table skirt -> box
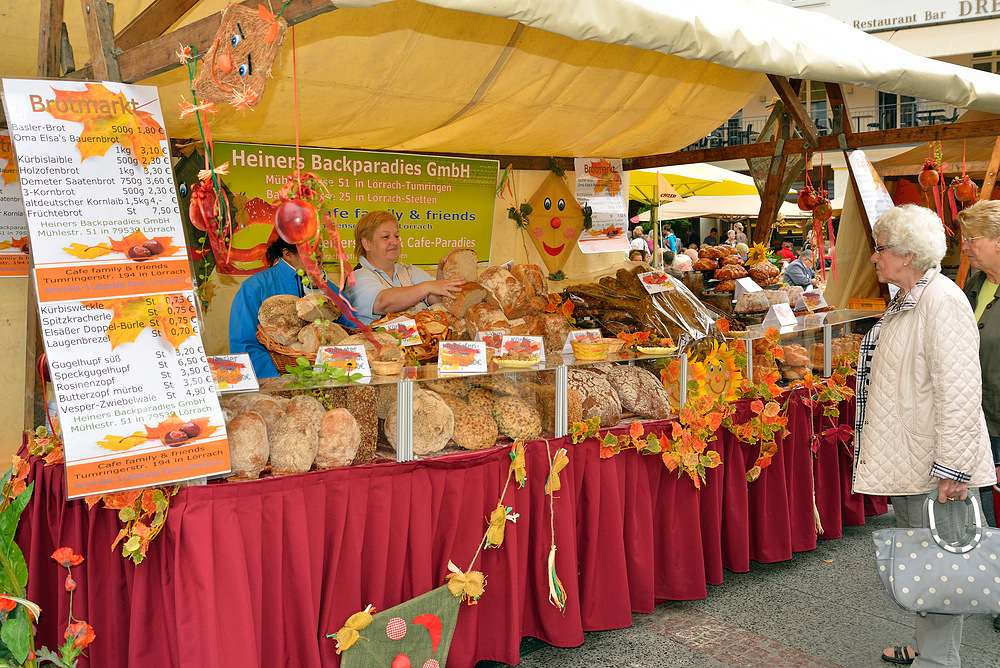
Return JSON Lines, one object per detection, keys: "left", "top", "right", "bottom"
{"left": 16, "top": 391, "right": 883, "bottom": 668}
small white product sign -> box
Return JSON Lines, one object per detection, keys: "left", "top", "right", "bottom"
{"left": 438, "top": 341, "right": 488, "bottom": 373}
{"left": 638, "top": 270, "right": 674, "bottom": 294}
{"left": 475, "top": 330, "right": 506, "bottom": 350}
{"left": 734, "top": 277, "right": 762, "bottom": 300}
{"left": 762, "top": 303, "right": 798, "bottom": 329}
{"left": 208, "top": 354, "right": 259, "bottom": 393}
{"left": 795, "top": 290, "right": 828, "bottom": 311}
{"left": 378, "top": 316, "right": 422, "bottom": 347}
{"left": 316, "top": 344, "right": 372, "bottom": 377}
{"left": 499, "top": 335, "right": 544, "bottom": 363}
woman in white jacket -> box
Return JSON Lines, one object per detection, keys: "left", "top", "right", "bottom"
{"left": 853, "top": 205, "right": 997, "bottom": 667}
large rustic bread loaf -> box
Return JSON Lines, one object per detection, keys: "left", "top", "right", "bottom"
{"left": 443, "top": 281, "right": 489, "bottom": 318}
{"left": 568, "top": 368, "right": 622, "bottom": 427}
{"left": 510, "top": 263, "right": 548, "bottom": 298}
{"left": 734, "top": 290, "right": 789, "bottom": 314}
{"left": 385, "top": 388, "right": 455, "bottom": 455}
{"left": 541, "top": 314, "right": 570, "bottom": 355}
{"left": 464, "top": 303, "right": 509, "bottom": 338}
{"left": 227, "top": 412, "right": 269, "bottom": 480}
{"left": 258, "top": 295, "right": 307, "bottom": 345}
{"left": 452, "top": 404, "right": 500, "bottom": 450}
{"left": 315, "top": 408, "right": 362, "bottom": 468}
{"left": 603, "top": 365, "right": 671, "bottom": 420}
{"left": 296, "top": 321, "right": 350, "bottom": 353}
{"left": 242, "top": 395, "right": 285, "bottom": 436}
{"left": 285, "top": 394, "right": 327, "bottom": 432}
{"left": 269, "top": 414, "right": 318, "bottom": 475}
{"left": 479, "top": 266, "right": 528, "bottom": 319}
{"left": 491, "top": 395, "right": 542, "bottom": 440}
{"left": 295, "top": 293, "right": 340, "bottom": 322}
{"left": 442, "top": 248, "right": 479, "bottom": 282}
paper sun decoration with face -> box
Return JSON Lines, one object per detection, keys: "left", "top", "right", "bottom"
{"left": 525, "top": 172, "right": 585, "bottom": 274}
{"left": 193, "top": 4, "right": 287, "bottom": 111}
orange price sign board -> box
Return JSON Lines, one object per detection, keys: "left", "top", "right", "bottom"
{"left": 2, "top": 78, "right": 230, "bottom": 497}
{"left": 0, "top": 131, "right": 29, "bottom": 276}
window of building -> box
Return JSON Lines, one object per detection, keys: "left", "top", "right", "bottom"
{"left": 971, "top": 51, "right": 1000, "bottom": 74}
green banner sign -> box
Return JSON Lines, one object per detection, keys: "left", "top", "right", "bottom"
{"left": 214, "top": 142, "right": 498, "bottom": 266}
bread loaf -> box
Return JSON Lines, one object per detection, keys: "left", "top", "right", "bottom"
{"left": 442, "top": 281, "right": 488, "bottom": 318}
{"left": 734, "top": 290, "right": 790, "bottom": 314}
{"left": 714, "top": 264, "right": 748, "bottom": 280}
{"left": 604, "top": 365, "right": 672, "bottom": 420}
{"left": 242, "top": 395, "right": 284, "bottom": 436}
{"left": 692, "top": 258, "right": 719, "bottom": 271}
{"left": 479, "top": 266, "right": 527, "bottom": 319}
{"left": 465, "top": 303, "right": 509, "bottom": 338}
{"left": 715, "top": 280, "right": 735, "bottom": 293}
{"left": 295, "top": 293, "right": 340, "bottom": 322}
{"left": 269, "top": 414, "right": 318, "bottom": 475}
{"left": 227, "top": 412, "right": 269, "bottom": 480}
{"left": 442, "top": 248, "right": 479, "bottom": 282}
{"left": 385, "top": 389, "right": 454, "bottom": 455}
{"left": 258, "top": 295, "right": 307, "bottom": 346}
{"left": 315, "top": 408, "right": 362, "bottom": 468}
{"left": 452, "top": 404, "right": 500, "bottom": 450}
{"left": 492, "top": 395, "right": 542, "bottom": 440}
{"left": 719, "top": 254, "right": 743, "bottom": 267}
{"left": 338, "top": 331, "right": 404, "bottom": 363}
{"left": 568, "top": 368, "right": 622, "bottom": 428}
{"left": 467, "top": 387, "right": 494, "bottom": 410}
{"left": 285, "top": 394, "right": 326, "bottom": 432}
{"left": 510, "top": 263, "right": 548, "bottom": 298}
{"left": 541, "top": 314, "right": 570, "bottom": 355}
{"left": 296, "top": 321, "right": 349, "bottom": 353}
{"left": 782, "top": 344, "right": 810, "bottom": 368}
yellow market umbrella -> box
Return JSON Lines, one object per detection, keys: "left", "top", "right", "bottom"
{"left": 628, "top": 164, "right": 760, "bottom": 202}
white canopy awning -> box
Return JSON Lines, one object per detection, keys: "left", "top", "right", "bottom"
{"left": 631, "top": 195, "right": 805, "bottom": 222}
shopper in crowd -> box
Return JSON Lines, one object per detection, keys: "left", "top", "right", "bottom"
{"left": 778, "top": 241, "right": 796, "bottom": 263}
{"left": 684, "top": 248, "right": 699, "bottom": 263}
{"left": 783, "top": 250, "right": 818, "bottom": 289}
{"left": 672, "top": 252, "right": 693, "bottom": 272}
{"left": 852, "top": 205, "right": 996, "bottom": 667}
{"left": 956, "top": 200, "right": 1000, "bottom": 532}
{"left": 704, "top": 227, "right": 718, "bottom": 245}
{"left": 688, "top": 228, "right": 700, "bottom": 247}
{"left": 735, "top": 242, "right": 749, "bottom": 263}
{"left": 630, "top": 226, "right": 648, "bottom": 252}
{"left": 734, "top": 222, "right": 749, "bottom": 245}
{"left": 660, "top": 225, "right": 678, "bottom": 253}
{"left": 627, "top": 248, "right": 649, "bottom": 263}
{"left": 723, "top": 229, "right": 737, "bottom": 247}
{"left": 345, "top": 210, "right": 464, "bottom": 326}
{"left": 229, "top": 238, "right": 355, "bottom": 378}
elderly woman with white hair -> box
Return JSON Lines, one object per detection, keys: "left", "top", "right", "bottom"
{"left": 852, "top": 205, "right": 996, "bottom": 667}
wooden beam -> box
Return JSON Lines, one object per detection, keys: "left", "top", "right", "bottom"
{"left": 65, "top": 0, "right": 337, "bottom": 83}
{"left": 824, "top": 82, "right": 853, "bottom": 138}
{"left": 79, "top": 0, "right": 120, "bottom": 81}
{"left": 38, "top": 0, "right": 65, "bottom": 77}
{"left": 878, "top": 161, "right": 991, "bottom": 178}
{"left": 753, "top": 154, "right": 788, "bottom": 246}
{"left": 768, "top": 75, "right": 820, "bottom": 148}
{"left": 979, "top": 137, "right": 1000, "bottom": 199}
{"left": 114, "top": 0, "right": 200, "bottom": 52}
{"left": 626, "top": 118, "right": 1000, "bottom": 169}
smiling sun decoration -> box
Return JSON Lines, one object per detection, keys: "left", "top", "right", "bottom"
{"left": 525, "top": 172, "right": 585, "bottom": 275}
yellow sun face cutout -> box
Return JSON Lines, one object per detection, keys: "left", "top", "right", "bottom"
{"left": 525, "top": 172, "right": 584, "bottom": 275}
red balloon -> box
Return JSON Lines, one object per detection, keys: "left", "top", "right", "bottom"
{"left": 391, "top": 654, "right": 411, "bottom": 668}
{"left": 274, "top": 199, "right": 318, "bottom": 244}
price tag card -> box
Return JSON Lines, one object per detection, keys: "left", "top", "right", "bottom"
{"left": 4, "top": 78, "right": 230, "bottom": 498}
{"left": 734, "top": 277, "right": 762, "bottom": 299}
{"left": 499, "top": 335, "right": 544, "bottom": 364}
{"left": 438, "top": 341, "right": 488, "bottom": 373}
{"left": 377, "top": 316, "right": 422, "bottom": 347}
{"left": 208, "top": 354, "right": 259, "bottom": 393}
{"left": 802, "top": 313, "right": 828, "bottom": 328}
{"left": 475, "top": 329, "right": 506, "bottom": 351}
{"left": 316, "top": 344, "right": 372, "bottom": 377}
{"left": 762, "top": 303, "right": 798, "bottom": 329}
{"left": 637, "top": 270, "right": 674, "bottom": 294}
{"left": 795, "top": 290, "right": 828, "bottom": 311}
{"left": 562, "top": 328, "right": 601, "bottom": 354}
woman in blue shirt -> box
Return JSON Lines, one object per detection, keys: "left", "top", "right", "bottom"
{"left": 229, "top": 238, "right": 354, "bottom": 378}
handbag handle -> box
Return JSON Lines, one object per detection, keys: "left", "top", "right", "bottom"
{"left": 923, "top": 493, "right": 984, "bottom": 554}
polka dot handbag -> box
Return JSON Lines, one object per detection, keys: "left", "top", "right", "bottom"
{"left": 872, "top": 494, "right": 1000, "bottom": 616}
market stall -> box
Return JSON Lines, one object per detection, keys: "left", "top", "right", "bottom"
{"left": 2, "top": 1, "right": 1000, "bottom": 666}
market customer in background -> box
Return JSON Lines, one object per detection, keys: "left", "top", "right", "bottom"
{"left": 852, "top": 204, "right": 996, "bottom": 667}
{"left": 782, "top": 250, "right": 818, "bottom": 289}
{"left": 630, "top": 226, "right": 648, "bottom": 252}
{"left": 734, "top": 222, "right": 748, "bottom": 245}
{"left": 344, "top": 210, "right": 464, "bottom": 326}
{"left": 704, "top": 227, "right": 718, "bottom": 245}
{"left": 723, "top": 229, "right": 737, "bottom": 247}
{"left": 956, "top": 200, "right": 1000, "bottom": 530}
{"left": 229, "top": 238, "right": 355, "bottom": 378}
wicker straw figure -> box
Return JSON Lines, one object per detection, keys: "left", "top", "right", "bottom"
{"left": 192, "top": 4, "right": 287, "bottom": 110}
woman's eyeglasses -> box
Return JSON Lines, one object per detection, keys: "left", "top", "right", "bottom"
{"left": 961, "top": 235, "right": 985, "bottom": 244}
{"left": 873, "top": 243, "right": 895, "bottom": 254}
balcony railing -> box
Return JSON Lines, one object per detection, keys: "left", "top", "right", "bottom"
{"left": 683, "top": 102, "right": 963, "bottom": 151}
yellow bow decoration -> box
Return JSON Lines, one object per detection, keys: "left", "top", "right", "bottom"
{"left": 328, "top": 604, "right": 375, "bottom": 654}
{"left": 445, "top": 560, "right": 486, "bottom": 605}
{"left": 485, "top": 502, "right": 520, "bottom": 549}
{"left": 544, "top": 448, "right": 569, "bottom": 495}
{"left": 509, "top": 439, "right": 527, "bottom": 488}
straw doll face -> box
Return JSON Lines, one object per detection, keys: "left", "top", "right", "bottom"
{"left": 525, "top": 172, "right": 584, "bottom": 274}
{"left": 192, "top": 5, "right": 286, "bottom": 110}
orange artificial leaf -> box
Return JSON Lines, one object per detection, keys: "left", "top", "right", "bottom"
{"left": 144, "top": 413, "right": 217, "bottom": 447}
{"left": 44, "top": 446, "right": 65, "bottom": 465}
{"left": 772, "top": 346, "right": 785, "bottom": 361}
{"left": 111, "top": 528, "right": 130, "bottom": 551}
{"left": 139, "top": 490, "right": 158, "bottom": 515}
{"left": 81, "top": 294, "right": 197, "bottom": 352}
{"left": 97, "top": 431, "right": 148, "bottom": 452}
{"left": 599, "top": 442, "right": 616, "bottom": 459}
{"left": 63, "top": 242, "right": 114, "bottom": 259}
{"left": 750, "top": 399, "right": 764, "bottom": 414}
{"left": 715, "top": 317, "right": 730, "bottom": 334}
{"left": 762, "top": 402, "right": 781, "bottom": 419}
{"left": 629, "top": 419, "right": 644, "bottom": 441}
{"left": 45, "top": 83, "right": 166, "bottom": 170}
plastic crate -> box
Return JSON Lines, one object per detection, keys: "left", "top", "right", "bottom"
{"left": 848, "top": 298, "right": 886, "bottom": 310}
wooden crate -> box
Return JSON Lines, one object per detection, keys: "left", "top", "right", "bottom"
{"left": 848, "top": 298, "right": 885, "bottom": 310}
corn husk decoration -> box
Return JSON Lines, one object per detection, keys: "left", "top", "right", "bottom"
{"left": 544, "top": 448, "right": 569, "bottom": 495}
{"left": 547, "top": 546, "right": 567, "bottom": 612}
{"left": 328, "top": 604, "right": 375, "bottom": 654}
{"left": 485, "top": 502, "right": 519, "bottom": 549}
{"left": 445, "top": 560, "right": 485, "bottom": 605}
{"left": 509, "top": 439, "right": 527, "bottom": 488}
{"left": 813, "top": 494, "right": 824, "bottom": 535}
